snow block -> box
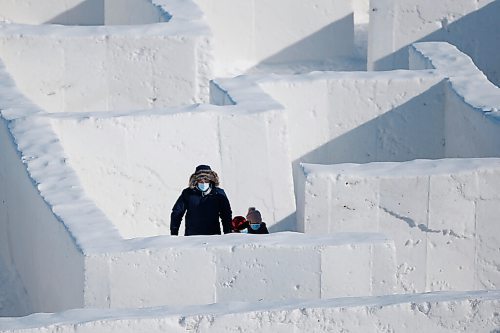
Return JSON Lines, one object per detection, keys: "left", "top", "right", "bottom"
{"left": 475, "top": 199, "right": 500, "bottom": 289}
{"left": 379, "top": 175, "right": 429, "bottom": 292}
{"left": 321, "top": 242, "right": 397, "bottom": 297}
{"left": 300, "top": 159, "right": 500, "bottom": 292}
{"left": 82, "top": 232, "right": 396, "bottom": 308}
{"left": 0, "top": 5, "right": 211, "bottom": 113}
{"left": 97, "top": 247, "right": 215, "bottom": 308}
{"left": 214, "top": 245, "right": 321, "bottom": 302}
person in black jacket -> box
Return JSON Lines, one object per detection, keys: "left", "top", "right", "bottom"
{"left": 170, "top": 165, "right": 232, "bottom": 236}
{"left": 245, "top": 207, "right": 269, "bottom": 234}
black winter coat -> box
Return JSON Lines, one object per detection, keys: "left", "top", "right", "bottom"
{"left": 170, "top": 187, "right": 232, "bottom": 236}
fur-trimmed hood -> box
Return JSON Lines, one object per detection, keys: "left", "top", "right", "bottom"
{"left": 189, "top": 169, "right": 220, "bottom": 188}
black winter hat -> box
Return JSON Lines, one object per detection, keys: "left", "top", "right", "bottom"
{"left": 195, "top": 165, "right": 212, "bottom": 173}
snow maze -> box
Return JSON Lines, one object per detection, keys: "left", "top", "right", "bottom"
{"left": 1, "top": 0, "right": 500, "bottom": 331}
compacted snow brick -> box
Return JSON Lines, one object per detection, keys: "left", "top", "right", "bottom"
{"left": 298, "top": 159, "right": 500, "bottom": 292}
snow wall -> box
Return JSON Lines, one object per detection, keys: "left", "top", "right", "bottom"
{"left": 50, "top": 65, "right": 445, "bottom": 240}
{"left": 0, "top": 0, "right": 363, "bottom": 113}
{"left": 0, "top": 0, "right": 168, "bottom": 25}
{"left": 0, "top": 107, "right": 85, "bottom": 313}
{"left": 213, "top": 41, "right": 500, "bottom": 295}
{"left": 1, "top": 290, "right": 500, "bottom": 333}
{"left": 0, "top": 0, "right": 361, "bottom": 314}
{"left": 257, "top": 71, "right": 445, "bottom": 177}
{"left": 0, "top": 58, "right": 122, "bottom": 314}
{"left": 409, "top": 42, "right": 500, "bottom": 157}
{"left": 49, "top": 106, "right": 296, "bottom": 238}
{"left": 213, "top": 71, "right": 447, "bottom": 210}
{"left": 368, "top": 0, "right": 500, "bottom": 87}
{"left": 299, "top": 159, "right": 500, "bottom": 292}
{"left": 191, "top": 0, "right": 354, "bottom": 76}
{"left": 1, "top": 59, "right": 394, "bottom": 313}
{"left": 0, "top": 95, "right": 397, "bottom": 311}
{"left": 0, "top": 2, "right": 212, "bottom": 113}
{"left": 295, "top": 42, "right": 500, "bottom": 293}
{"left": 0, "top": 69, "right": 396, "bottom": 312}
{"left": 213, "top": 41, "right": 500, "bottom": 194}
{"left": 84, "top": 233, "right": 396, "bottom": 309}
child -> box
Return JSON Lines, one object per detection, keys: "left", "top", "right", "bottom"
{"left": 245, "top": 207, "right": 269, "bottom": 234}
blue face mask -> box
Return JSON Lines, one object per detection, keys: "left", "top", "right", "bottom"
{"left": 250, "top": 223, "right": 260, "bottom": 231}
{"left": 197, "top": 182, "right": 210, "bottom": 192}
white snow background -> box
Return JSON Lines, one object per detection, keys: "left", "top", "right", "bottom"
{"left": 1, "top": 0, "right": 500, "bottom": 332}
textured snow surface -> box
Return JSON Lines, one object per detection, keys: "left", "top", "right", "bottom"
{"left": 0, "top": 258, "right": 30, "bottom": 317}
{"left": 1, "top": 290, "right": 499, "bottom": 332}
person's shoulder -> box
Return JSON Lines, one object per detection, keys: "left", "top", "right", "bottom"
{"left": 181, "top": 187, "right": 195, "bottom": 195}
{"left": 213, "top": 187, "right": 227, "bottom": 196}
